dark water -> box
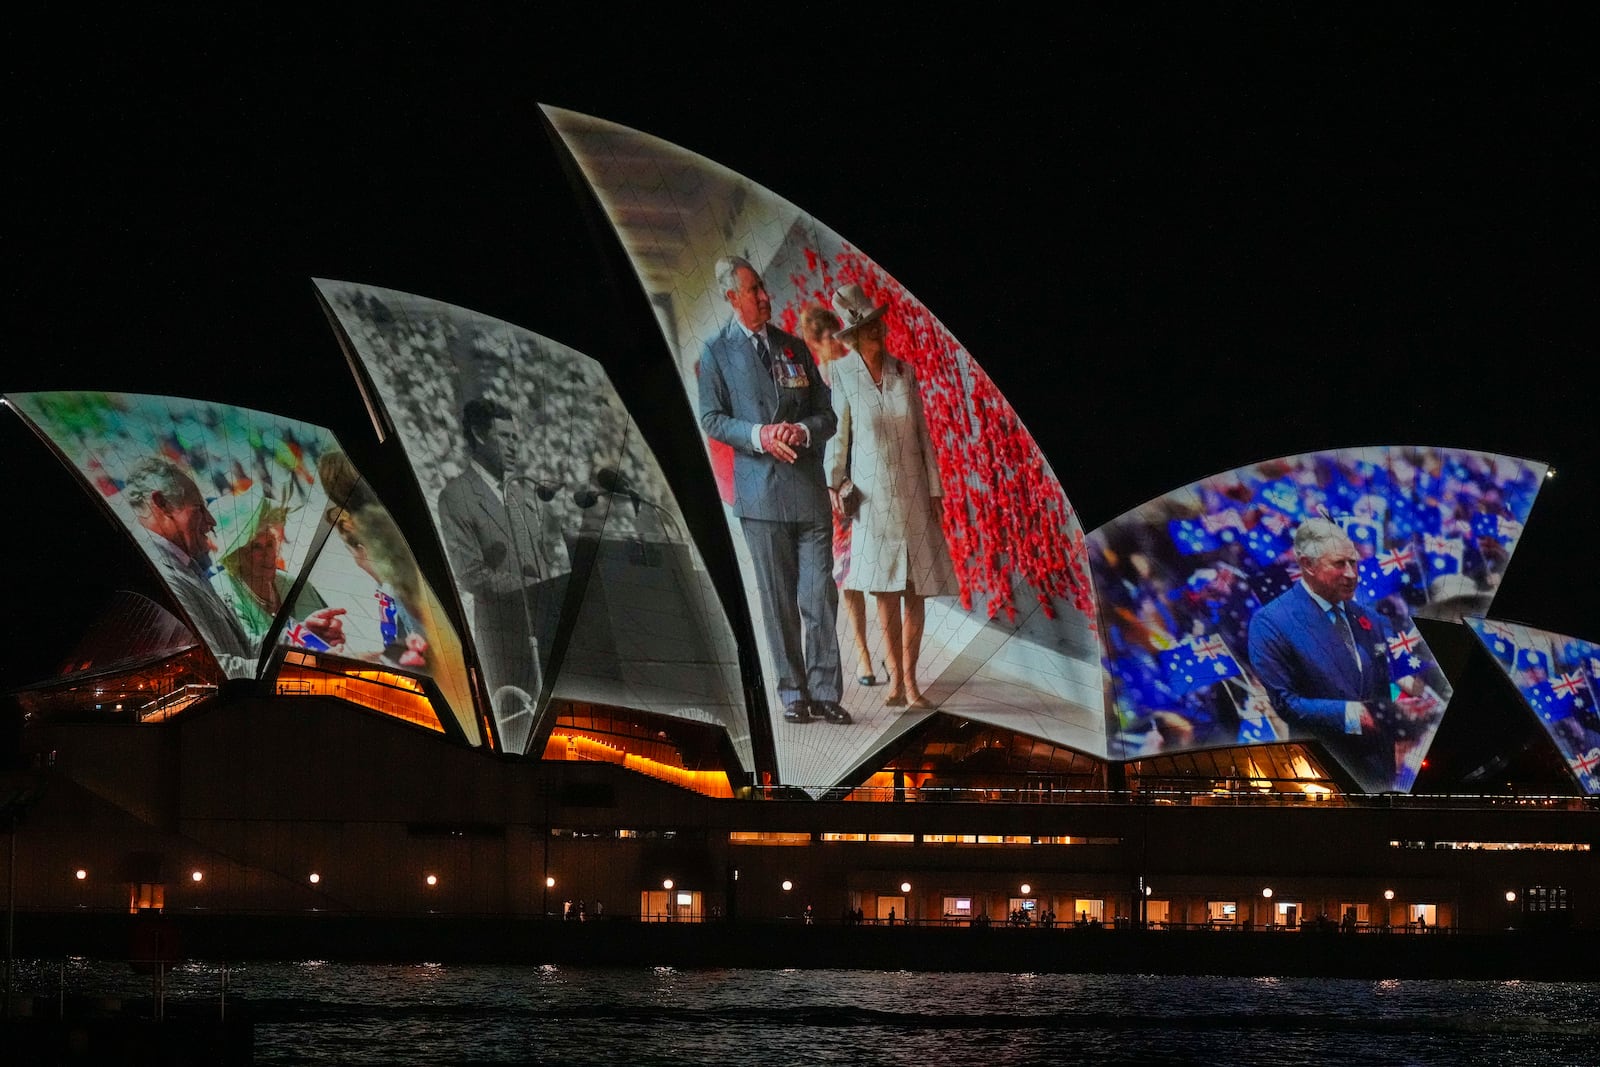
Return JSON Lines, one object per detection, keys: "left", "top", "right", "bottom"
{"left": 10, "top": 959, "right": 1598, "bottom": 1065}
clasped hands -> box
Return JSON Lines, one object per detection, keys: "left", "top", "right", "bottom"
{"left": 759, "top": 422, "right": 806, "bottom": 463}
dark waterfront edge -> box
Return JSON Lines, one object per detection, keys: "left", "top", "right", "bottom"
{"left": 10, "top": 911, "right": 1598, "bottom": 981}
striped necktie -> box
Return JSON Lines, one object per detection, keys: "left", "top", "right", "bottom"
{"left": 1332, "top": 605, "right": 1361, "bottom": 671}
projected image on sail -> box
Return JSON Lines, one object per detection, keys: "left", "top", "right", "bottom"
{"left": 317, "top": 281, "right": 749, "bottom": 765}
{"left": 282, "top": 450, "right": 479, "bottom": 742}
{"left": 544, "top": 107, "right": 1103, "bottom": 789}
{"left": 6, "top": 391, "right": 339, "bottom": 680}
{"left": 1467, "top": 618, "right": 1600, "bottom": 795}
{"left": 1089, "top": 446, "right": 1540, "bottom": 792}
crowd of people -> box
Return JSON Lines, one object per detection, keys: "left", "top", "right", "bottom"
{"left": 1091, "top": 447, "right": 1540, "bottom": 788}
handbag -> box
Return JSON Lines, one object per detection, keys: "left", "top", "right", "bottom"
{"left": 837, "top": 478, "right": 861, "bottom": 518}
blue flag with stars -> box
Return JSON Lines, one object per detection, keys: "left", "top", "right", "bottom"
{"left": 1385, "top": 626, "right": 1428, "bottom": 679}
{"left": 1169, "top": 518, "right": 1221, "bottom": 555}
{"left": 1515, "top": 647, "right": 1551, "bottom": 676}
{"left": 1158, "top": 635, "right": 1242, "bottom": 697}
{"left": 1356, "top": 556, "right": 1403, "bottom": 602}
{"left": 1337, "top": 515, "right": 1382, "bottom": 552}
{"left": 1524, "top": 680, "right": 1576, "bottom": 724}
{"left": 1422, "top": 534, "right": 1464, "bottom": 577}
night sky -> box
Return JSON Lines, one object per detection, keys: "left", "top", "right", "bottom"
{"left": 3, "top": 11, "right": 1593, "bottom": 690}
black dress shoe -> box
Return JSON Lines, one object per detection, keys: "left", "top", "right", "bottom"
{"left": 783, "top": 701, "right": 813, "bottom": 723}
{"left": 813, "top": 700, "right": 853, "bottom": 725}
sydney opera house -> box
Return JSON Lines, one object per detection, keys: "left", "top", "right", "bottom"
{"left": 3, "top": 108, "right": 1594, "bottom": 950}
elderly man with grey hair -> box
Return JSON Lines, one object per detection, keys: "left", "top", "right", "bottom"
{"left": 698, "top": 255, "right": 847, "bottom": 726}
{"left": 124, "top": 457, "right": 255, "bottom": 675}
{"left": 1246, "top": 517, "right": 1424, "bottom": 791}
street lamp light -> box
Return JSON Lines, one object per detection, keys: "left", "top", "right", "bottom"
{"left": 1020, "top": 883, "right": 1032, "bottom": 896}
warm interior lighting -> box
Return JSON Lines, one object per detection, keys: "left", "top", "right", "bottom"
{"left": 1020, "top": 883, "right": 1032, "bottom": 895}
{"left": 425, "top": 874, "right": 438, "bottom": 886}
{"left": 191, "top": 870, "right": 203, "bottom": 882}
{"left": 782, "top": 880, "right": 793, "bottom": 891}
{"left": 75, "top": 869, "right": 87, "bottom": 881}
{"left": 900, "top": 881, "right": 912, "bottom": 893}
{"left": 543, "top": 731, "right": 734, "bottom": 798}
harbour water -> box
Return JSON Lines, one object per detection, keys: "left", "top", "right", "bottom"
{"left": 8, "top": 959, "right": 1598, "bottom": 1065}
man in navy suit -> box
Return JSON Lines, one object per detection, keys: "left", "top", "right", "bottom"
{"left": 698, "top": 256, "right": 847, "bottom": 725}
{"left": 1247, "top": 518, "right": 1421, "bottom": 791}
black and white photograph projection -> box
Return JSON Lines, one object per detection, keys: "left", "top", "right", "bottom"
{"left": 1090, "top": 446, "right": 1543, "bottom": 792}
{"left": 316, "top": 281, "right": 749, "bottom": 766}
{"left": 1467, "top": 618, "right": 1600, "bottom": 795}
{"left": 544, "top": 107, "right": 1104, "bottom": 790}
{"left": 5, "top": 391, "right": 478, "bottom": 741}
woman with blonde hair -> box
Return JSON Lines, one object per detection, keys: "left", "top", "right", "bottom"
{"left": 823, "top": 285, "right": 958, "bottom": 708}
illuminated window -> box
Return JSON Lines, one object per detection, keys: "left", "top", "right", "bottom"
{"left": 923, "top": 834, "right": 978, "bottom": 844}
{"left": 1145, "top": 900, "right": 1171, "bottom": 925}
{"left": 941, "top": 897, "right": 973, "bottom": 917}
{"left": 1207, "top": 900, "right": 1237, "bottom": 924}
{"left": 1390, "top": 840, "right": 1589, "bottom": 852}
{"left": 867, "top": 833, "right": 915, "bottom": 843}
{"left": 1073, "top": 898, "right": 1105, "bottom": 924}
{"left": 728, "top": 832, "right": 811, "bottom": 845}
{"left": 819, "top": 832, "right": 868, "bottom": 842}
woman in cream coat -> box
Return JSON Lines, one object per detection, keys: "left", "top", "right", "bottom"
{"left": 824, "top": 284, "right": 959, "bottom": 709}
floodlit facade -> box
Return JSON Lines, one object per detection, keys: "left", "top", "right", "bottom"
{"left": 2, "top": 109, "right": 1594, "bottom": 941}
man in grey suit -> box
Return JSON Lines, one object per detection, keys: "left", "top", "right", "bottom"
{"left": 699, "top": 256, "right": 848, "bottom": 725}
{"left": 438, "top": 397, "right": 571, "bottom": 752}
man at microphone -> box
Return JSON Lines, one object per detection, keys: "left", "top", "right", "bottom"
{"left": 438, "top": 397, "right": 571, "bottom": 749}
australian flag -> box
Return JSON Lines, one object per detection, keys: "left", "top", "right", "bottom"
{"left": 286, "top": 620, "right": 332, "bottom": 653}
{"left": 1422, "top": 534, "right": 1465, "bottom": 577}
{"left": 1551, "top": 672, "right": 1592, "bottom": 712}
{"left": 1356, "top": 556, "right": 1403, "bottom": 602}
{"left": 1169, "top": 518, "right": 1221, "bottom": 555}
{"left": 1337, "top": 515, "right": 1382, "bottom": 553}
{"left": 1201, "top": 509, "right": 1247, "bottom": 544}
{"left": 1159, "top": 634, "right": 1242, "bottom": 697}
{"left": 1250, "top": 561, "right": 1302, "bottom": 605}
{"left": 1253, "top": 477, "right": 1304, "bottom": 518}
{"left": 1243, "top": 510, "right": 1294, "bottom": 564}
{"left": 1569, "top": 748, "right": 1600, "bottom": 791}
{"left": 1385, "top": 626, "right": 1428, "bottom": 679}
{"left": 1477, "top": 621, "right": 1518, "bottom": 666}
{"left": 376, "top": 589, "right": 400, "bottom": 647}
{"left": 1472, "top": 512, "right": 1524, "bottom": 543}
{"left": 1515, "top": 646, "right": 1551, "bottom": 677}
{"left": 1525, "top": 679, "right": 1576, "bottom": 724}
